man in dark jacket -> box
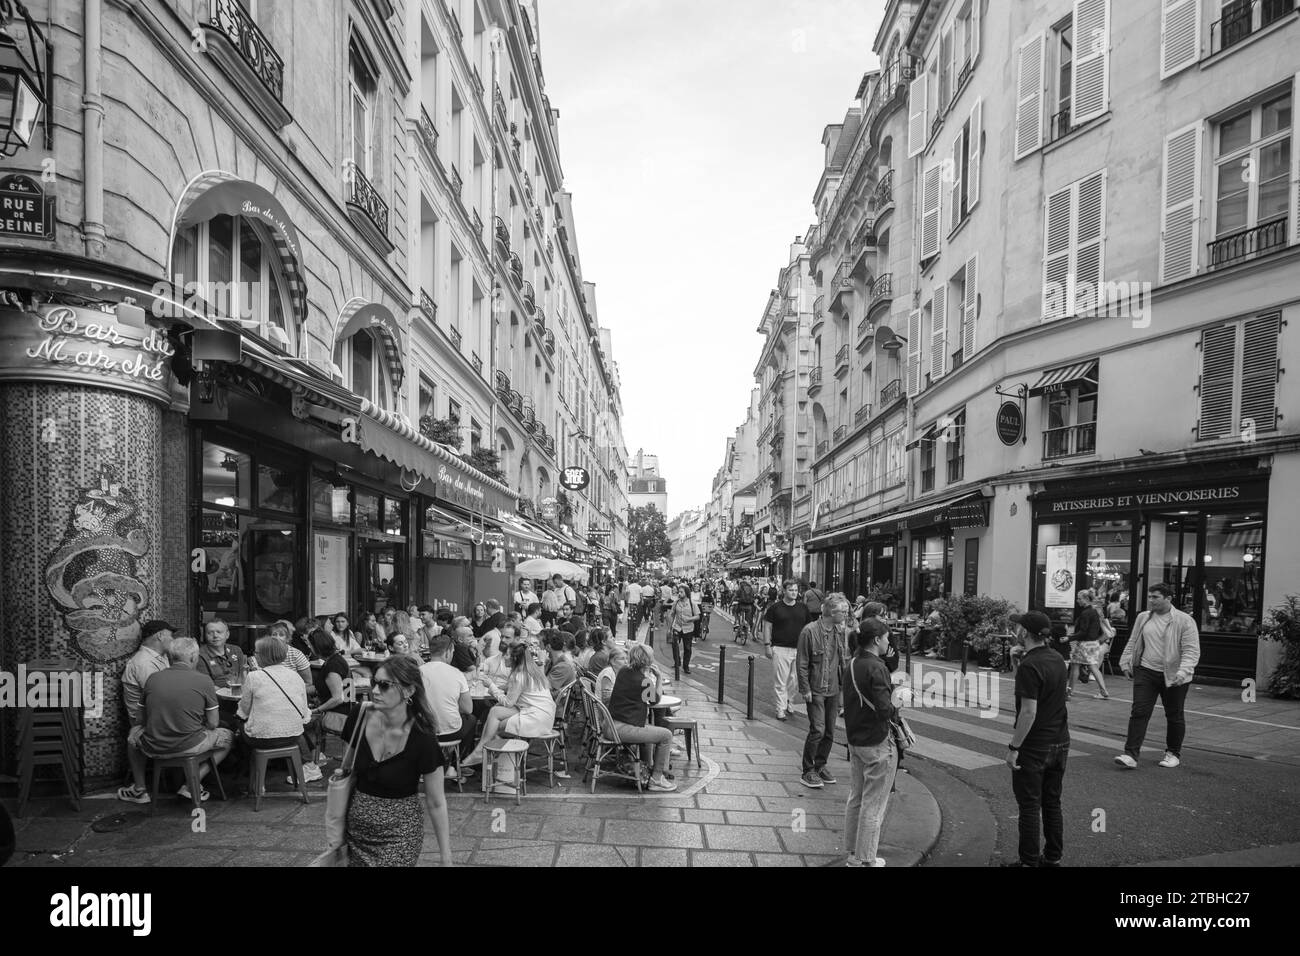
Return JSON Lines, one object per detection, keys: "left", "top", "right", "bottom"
{"left": 842, "top": 618, "right": 898, "bottom": 867}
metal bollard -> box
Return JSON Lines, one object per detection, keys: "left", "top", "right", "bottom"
{"left": 717, "top": 645, "right": 726, "bottom": 703}
{"left": 961, "top": 638, "right": 969, "bottom": 676}
{"left": 746, "top": 655, "right": 756, "bottom": 720}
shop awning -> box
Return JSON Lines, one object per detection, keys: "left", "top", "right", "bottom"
{"left": 905, "top": 424, "right": 937, "bottom": 451}
{"left": 1028, "top": 359, "right": 1098, "bottom": 397}
{"left": 862, "top": 492, "right": 990, "bottom": 537}
{"left": 805, "top": 519, "right": 872, "bottom": 551}
{"left": 337, "top": 301, "right": 405, "bottom": 395}
{"left": 492, "top": 513, "right": 561, "bottom": 559}
{"left": 239, "top": 337, "right": 361, "bottom": 415}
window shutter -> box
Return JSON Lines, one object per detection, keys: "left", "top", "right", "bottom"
{"left": 1072, "top": 0, "right": 1110, "bottom": 124}
{"left": 1159, "top": 121, "right": 1203, "bottom": 283}
{"left": 921, "top": 165, "right": 943, "bottom": 259}
{"left": 947, "top": 132, "right": 963, "bottom": 234}
{"left": 908, "top": 72, "right": 929, "bottom": 158}
{"left": 971, "top": 0, "right": 981, "bottom": 62}
{"left": 1014, "top": 33, "right": 1045, "bottom": 160}
{"left": 1292, "top": 73, "right": 1300, "bottom": 245}
{"left": 931, "top": 284, "right": 948, "bottom": 381}
{"left": 1074, "top": 170, "right": 1106, "bottom": 314}
{"left": 907, "top": 308, "right": 923, "bottom": 396}
{"left": 1160, "top": 0, "right": 1200, "bottom": 79}
{"left": 968, "top": 98, "right": 983, "bottom": 209}
{"left": 1042, "top": 184, "right": 1073, "bottom": 318}
{"left": 1198, "top": 326, "right": 1237, "bottom": 440}
{"left": 1241, "top": 314, "right": 1280, "bottom": 433}
{"left": 939, "top": 26, "right": 953, "bottom": 110}
{"left": 963, "top": 255, "right": 978, "bottom": 360}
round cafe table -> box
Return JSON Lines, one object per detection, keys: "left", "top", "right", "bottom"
{"left": 215, "top": 687, "right": 241, "bottom": 702}
{"left": 649, "top": 695, "right": 682, "bottom": 727}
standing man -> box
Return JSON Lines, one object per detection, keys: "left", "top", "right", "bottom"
{"left": 796, "top": 594, "right": 849, "bottom": 789}
{"left": 1115, "top": 582, "right": 1200, "bottom": 769}
{"left": 803, "top": 580, "right": 825, "bottom": 618}
{"left": 1005, "top": 611, "right": 1070, "bottom": 867}
{"left": 622, "top": 577, "right": 642, "bottom": 642}
{"left": 640, "top": 578, "right": 658, "bottom": 644}
{"left": 763, "top": 580, "right": 810, "bottom": 721}
{"left": 843, "top": 619, "right": 898, "bottom": 867}
{"left": 541, "top": 579, "right": 562, "bottom": 628}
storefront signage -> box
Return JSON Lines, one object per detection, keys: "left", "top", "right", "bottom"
{"left": 867, "top": 496, "right": 990, "bottom": 537}
{"left": 540, "top": 497, "right": 559, "bottom": 520}
{"left": 996, "top": 402, "right": 1023, "bottom": 446}
{"left": 0, "top": 304, "right": 176, "bottom": 404}
{"left": 964, "top": 539, "right": 979, "bottom": 595}
{"left": 1045, "top": 485, "right": 1246, "bottom": 514}
{"left": 0, "top": 174, "right": 55, "bottom": 240}
{"left": 1045, "top": 545, "right": 1077, "bottom": 609}
{"left": 560, "top": 467, "right": 590, "bottom": 491}
{"left": 435, "top": 462, "right": 515, "bottom": 517}
{"left": 313, "top": 532, "right": 349, "bottom": 617}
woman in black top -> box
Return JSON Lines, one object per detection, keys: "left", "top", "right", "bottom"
{"left": 339, "top": 655, "right": 450, "bottom": 867}
{"left": 309, "top": 629, "right": 352, "bottom": 732}
{"left": 606, "top": 644, "right": 677, "bottom": 792}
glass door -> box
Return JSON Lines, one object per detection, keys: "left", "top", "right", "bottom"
{"left": 1144, "top": 514, "right": 1201, "bottom": 618}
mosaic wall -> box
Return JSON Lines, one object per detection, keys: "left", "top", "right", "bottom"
{"left": 0, "top": 383, "right": 181, "bottom": 783}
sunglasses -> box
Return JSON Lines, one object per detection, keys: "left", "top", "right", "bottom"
{"left": 372, "top": 678, "right": 400, "bottom": 693}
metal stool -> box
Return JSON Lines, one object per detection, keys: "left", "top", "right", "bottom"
{"left": 248, "top": 746, "right": 310, "bottom": 811}
{"left": 661, "top": 716, "right": 702, "bottom": 770}
{"left": 482, "top": 739, "right": 528, "bottom": 805}
{"left": 522, "top": 729, "right": 565, "bottom": 787}
{"left": 439, "top": 741, "right": 463, "bottom": 793}
{"left": 149, "top": 750, "right": 227, "bottom": 813}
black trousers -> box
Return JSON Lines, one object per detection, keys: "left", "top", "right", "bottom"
{"left": 1011, "top": 743, "right": 1068, "bottom": 865}
{"left": 438, "top": 713, "right": 479, "bottom": 760}
{"left": 670, "top": 631, "right": 693, "bottom": 669}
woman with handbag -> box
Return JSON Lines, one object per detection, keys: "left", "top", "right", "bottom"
{"left": 237, "top": 636, "right": 322, "bottom": 782}
{"left": 335, "top": 655, "right": 451, "bottom": 867}
{"left": 309, "top": 629, "right": 353, "bottom": 738}
{"left": 1067, "top": 590, "right": 1109, "bottom": 699}
{"left": 842, "top": 619, "right": 900, "bottom": 867}
{"left": 668, "top": 584, "right": 701, "bottom": 674}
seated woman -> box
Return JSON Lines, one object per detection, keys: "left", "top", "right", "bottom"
{"left": 606, "top": 644, "right": 676, "bottom": 792}
{"left": 573, "top": 629, "right": 592, "bottom": 670}
{"left": 480, "top": 627, "right": 516, "bottom": 702}
{"left": 390, "top": 634, "right": 413, "bottom": 656}
{"left": 461, "top": 643, "right": 556, "bottom": 780}
{"left": 585, "top": 628, "right": 612, "bottom": 675}
{"left": 596, "top": 645, "right": 628, "bottom": 704}
{"left": 330, "top": 613, "right": 365, "bottom": 656}
{"left": 236, "top": 636, "right": 321, "bottom": 782}
{"left": 308, "top": 628, "right": 353, "bottom": 745}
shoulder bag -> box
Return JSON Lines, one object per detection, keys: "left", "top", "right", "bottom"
{"left": 261, "top": 667, "right": 310, "bottom": 725}
{"left": 310, "top": 702, "right": 370, "bottom": 867}
{"left": 847, "top": 656, "right": 915, "bottom": 754}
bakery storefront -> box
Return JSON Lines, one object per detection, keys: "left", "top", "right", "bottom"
{"left": 1031, "top": 466, "right": 1269, "bottom": 682}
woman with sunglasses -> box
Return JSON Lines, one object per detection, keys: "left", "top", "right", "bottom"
{"left": 339, "top": 655, "right": 451, "bottom": 867}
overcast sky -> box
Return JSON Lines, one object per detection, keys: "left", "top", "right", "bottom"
{"left": 541, "top": 0, "right": 886, "bottom": 519}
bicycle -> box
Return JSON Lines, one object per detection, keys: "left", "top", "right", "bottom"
{"left": 698, "top": 601, "right": 714, "bottom": 641}
{"left": 733, "top": 604, "right": 755, "bottom": 645}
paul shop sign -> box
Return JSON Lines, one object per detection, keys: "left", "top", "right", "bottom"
{"left": 0, "top": 304, "right": 175, "bottom": 404}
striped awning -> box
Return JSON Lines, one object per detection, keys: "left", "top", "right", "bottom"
{"left": 1029, "top": 359, "right": 1098, "bottom": 396}
{"left": 337, "top": 300, "right": 405, "bottom": 395}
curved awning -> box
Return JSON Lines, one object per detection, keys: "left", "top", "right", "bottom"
{"left": 1029, "top": 359, "right": 1098, "bottom": 397}
{"left": 337, "top": 300, "right": 405, "bottom": 395}
{"left": 170, "top": 172, "right": 308, "bottom": 331}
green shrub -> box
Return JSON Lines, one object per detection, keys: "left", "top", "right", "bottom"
{"left": 1262, "top": 595, "right": 1300, "bottom": 699}
{"left": 930, "top": 593, "right": 1020, "bottom": 667}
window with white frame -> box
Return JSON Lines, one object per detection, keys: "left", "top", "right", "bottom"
{"left": 418, "top": 375, "right": 436, "bottom": 420}
{"left": 1198, "top": 313, "right": 1280, "bottom": 440}
{"left": 1211, "top": 87, "right": 1292, "bottom": 265}
{"left": 345, "top": 331, "right": 391, "bottom": 408}
{"left": 1042, "top": 378, "right": 1098, "bottom": 460}
{"left": 170, "top": 213, "right": 296, "bottom": 353}
{"left": 349, "top": 40, "right": 378, "bottom": 179}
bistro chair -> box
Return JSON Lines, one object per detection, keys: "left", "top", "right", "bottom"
{"left": 248, "top": 745, "right": 310, "bottom": 811}
{"left": 582, "top": 691, "right": 643, "bottom": 795}
{"left": 661, "top": 715, "right": 702, "bottom": 771}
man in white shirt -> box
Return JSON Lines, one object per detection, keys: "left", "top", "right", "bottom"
{"left": 521, "top": 602, "right": 544, "bottom": 638}
{"left": 622, "top": 578, "right": 642, "bottom": 642}
{"left": 419, "top": 633, "right": 476, "bottom": 777}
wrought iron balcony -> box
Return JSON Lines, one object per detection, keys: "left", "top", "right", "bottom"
{"left": 472, "top": 209, "right": 484, "bottom": 243}
{"left": 521, "top": 281, "right": 536, "bottom": 313}
{"left": 1208, "top": 217, "right": 1289, "bottom": 269}
{"left": 533, "top": 307, "right": 547, "bottom": 332}
{"left": 808, "top": 365, "right": 824, "bottom": 394}
{"left": 494, "top": 83, "right": 507, "bottom": 125}
{"left": 447, "top": 325, "right": 462, "bottom": 351}
{"left": 508, "top": 253, "right": 524, "bottom": 285}
{"left": 507, "top": 389, "right": 523, "bottom": 417}
{"left": 1043, "top": 421, "right": 1097, "bottom": 461}
{"left": 541, "top": 434, "right": 556, "bottom": 458}
{"left": 523, "top": 172, "right": 534, "bottom": 203}
{"left": 874, "top": 170, "right": 894, "bottom": 210}
{"left": 1049, "top": 107, "right": 1074, "bottom": 144}
{"left": 871, "top": 273, "right": 893, "bottom": 306}
{"left": 534, "top": 206, "right": 544, "bottom": 233}
{"left": 833, "top": 425, "right": 847, "bottom": 444}
{"left": 546, "top": 237, "right": 554, "bottom": 260}
{"left": 1212, "top": 0, "right": 1296, "bottom": 54}
{"left": 957, "top": 58, "right": 973, "bottom": 91}
{"left": 472, "top": 65, "right": 485, "bottom": 97}
{"left": 418, "top": 106, "right": 439, "bottom": 162}
{"left": 449, "top": 164, "right": 463, "bottom": 198}
{"left": 522, "top": 399, "right": 537, "bottom": 431}
{"left": 816, "top": 440, "right": 829, "bottom": 458}
{"left": 812, "top": 294, "right": 824, "bottom": 316}
{"left": 881, "top": 378, "right": 902, "bottom": 405}
{"left": 205, "top": 0, "right": 286, "bottom": 116}
{"left": 419, "top": 289, "right": 436, "bottom": 325}
{"left": 495, "top": 369, "right": 511, "bottom": 398}
{"left": 857, "top": 317, "right": 873, "bottom": 340}
{"left": 855, "top": 403, "right": 873, "bottom": 427}
{"left": 834, "top": 345, "right": 850, "bottom": 375}
{"left": 471, "top": 351, "right": 483, "bottom": 376}
{"left": 345, "top": 164, "right": 390, "bottom": 245}
{"left": 544, "top": 329, "right": 555, "bottom": 354}
{"left": 494, "top": 215, "right": 510, "bottom": 250}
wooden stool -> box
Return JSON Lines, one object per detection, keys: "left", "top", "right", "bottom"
{"left": 248, "top": 746, "right": 310, "bottom": 811}
{"left": 149, "top": 751, "right": 227, "bottom": 813}
{"left": 482, "top": 739, "right": 528, "bottom": 805}
{"left": 439, "top": 741, "right": 463, "bottom": 793}
{"left": 661, "top": 716, "right": 702, "bottom": 770}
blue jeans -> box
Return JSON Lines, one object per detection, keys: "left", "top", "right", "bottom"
{"left": 1124, "top": 666, "right": 1189, "bottom": 759}
{"left": 802, "top": 694, "right": 837, "bottom": 773}
{"left": 845, "top": 739, "right": 896, "bottom": 862}
{"left": 1011, "top": 743, "right": 1068, "bottom": 865}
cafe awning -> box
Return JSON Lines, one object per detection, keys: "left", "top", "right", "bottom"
{"left": 337, "top": 301, "right": 405, "bottom": 395}
{"left": 805, "top": 519, "right": 872, "bottom": 552}
{"left": 1028, "top": 359, "right": 1098, "bottom": 397}
{"left": 238, "top": 336, "right": 361, "bottom": 415}
{"left": 862, "top": 492, "right": 990, "bottom": 536}
{"left": 492, "top": 512, "right": 561, "bottom": 559}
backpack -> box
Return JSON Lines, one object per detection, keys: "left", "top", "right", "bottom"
{"left": 738, "top": 582, "right": 755, "bottom": 603}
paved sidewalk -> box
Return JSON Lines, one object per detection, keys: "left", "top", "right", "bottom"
{"left": 3, "top": 661, "right": 941, "bottom": 868}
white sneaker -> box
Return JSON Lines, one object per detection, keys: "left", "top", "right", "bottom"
{"left": 870, "top": 857, "right": 887, "bottom": 867}
{"left": 845, "top": 855, "right": 863, "bottom": 867}
{"left": 1158, "top": 752, "right": 1180, "bottom": 768}
{"left": 1113, "top": 754, "right": 1138, "bottom": 769}
{"left": 300, "top": 762, "right": 323, "bottom": 783}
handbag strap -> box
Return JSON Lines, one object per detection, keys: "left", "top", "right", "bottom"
{"left": 341, "top": 703, "right": 371, "bottom": 775}
{"left": 847, "top": 656, "right": 873, "bottom": 712}
{"left": 262, "top": 667, "right": 306, "bottom": 718}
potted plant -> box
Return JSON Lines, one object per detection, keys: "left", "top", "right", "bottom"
{"left": 930, "top": 594, "right": 1019, "bottom": 667}
{"left": 1261, "top": 595, "right": 1300, "bottom": 699}
{"left": 419, "top": 415, "right": 462, "bottom": 448}
{"left": 865, "top": 582, "right": 903, "bottom": 613}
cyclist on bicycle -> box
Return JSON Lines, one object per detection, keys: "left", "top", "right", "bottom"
{"left": 733, "top": 576, "right": 758, "bottom": 643}
{"left": 699, "top": 580, "right": 715, "bottom": 641}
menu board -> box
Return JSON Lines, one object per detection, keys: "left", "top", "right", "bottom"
{"left": 1045, "top": 545, "right": 1077, "bottom": 609}
{"left": 314, "top": 532, "right": 349, "bottom": 617}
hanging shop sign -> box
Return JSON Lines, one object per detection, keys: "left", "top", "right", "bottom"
{"left": 996, "top": 402, "right": 1024, "bottom": 446}
{"left": 1045, "top": 544, "right": 1077, "bottom": 609}
{"left": 0, "top": 304, "right": 175, "bottom": 404}
{"left": 0, "top": 175, "right": 55, "bottom": 240}
{"left": 539, "top": 496, "right": 559, "bottom": 520}
{"left": 560, "top": 466, "right": 590, "bottom": 492}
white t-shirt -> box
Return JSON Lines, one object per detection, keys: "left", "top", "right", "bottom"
{"left": 641, "top": 584, "right": 656, "bottom": 601}
{"left": 597, "top": 666, "right": 618, "bottom": 703}
{"left": 624, "top": 585, "right": 641, "bottom": 605}
{"left": 522, "top": 616, "right": 543, "bottom": 637}
{"left": 419, "top": 660, "right": 468, "bottom": 734}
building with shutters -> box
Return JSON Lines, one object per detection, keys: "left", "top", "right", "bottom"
{"left": 791, "top": 0, "right": 1299, "bottom": 684}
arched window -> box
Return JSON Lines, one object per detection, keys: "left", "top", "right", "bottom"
{"left": 342, "top": 330, "right": 393, "bottom": 409}
{"left": 171, "top": 212, "right": 297, "bottom": 353}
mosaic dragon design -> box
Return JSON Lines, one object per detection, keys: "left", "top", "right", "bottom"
{"left": 45, "top": 466, "right": 152, "bottom": 663}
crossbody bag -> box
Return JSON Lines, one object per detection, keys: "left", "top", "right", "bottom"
{"left": 847, "top": 656, "right": 915, "bottom": 753}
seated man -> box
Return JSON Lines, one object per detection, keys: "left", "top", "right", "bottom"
{"left": 419, "top": 633, "right": 478, "bottom": 777}
{"left": 128, "top": 637, "right": 234, "bottom": 803}
{"left": 544, "top": 629, "right": 578, "bottom": 697}
{"left": 116, "top": 619, "right": 175, "bottom": 804}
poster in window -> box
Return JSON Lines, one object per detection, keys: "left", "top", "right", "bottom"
{"left": 1045, "top": 544, "right": 1077, "bottom": 609}
{"left": 314, "top": 532, "right": 349, "bottom": 617}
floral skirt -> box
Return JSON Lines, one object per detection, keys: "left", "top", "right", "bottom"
{"left": 346, "top": 790, "right": 424, "bottom": 867}
{"left": 1070, "top": 640, "right": 1102, "bottom": 667}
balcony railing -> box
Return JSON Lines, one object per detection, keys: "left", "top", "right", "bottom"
{"left": 855, "top": 403, "right": 873, "bottom": 427}
{"left": 834, "top": 345, "right": 850, "bottom": 373}
{"left": 874, "top": 170, "right": 894, "bottom": 209}
{"left": 494, "top": 83, "right": 507, "bottom": 125}
{"left": 544, "top": 329, "right": 555, "bottom": 354}
{"left": 833, "top": 425, "right": 847, "bottom": 444}
{"left": 471, "top": 209, "right": 484, "bottom": 244}
{"left": 871, "top": 273, "right": 893, "bottom": 303}
{"left": 931, "top": 113, "right": 944, "bottom": 139}
{"left": 207, "top": 0, "right": 285, "bottom": 103}
{"left": 419, "top": 289, "right": 436, "bottom": 325}
{"left": 534, "top": 206, "right": 544, "bottom": 233}
{"left": 447, "top": 325, "right": 462, "bottom": 351}
{"left": 957, "top": 58, "right": 973, "bottom": 91}
{"left": 1043, "top": 422, "right": 1097, "bottom": 460}
{"left": 881, "top": 378, "right": 902, "bottom": 405}
{"left": 494, "top": 215, "right": 510, "bottom": 250}
{"left": 816, "top": 440, "right": 829, "bottom": 458}
{"left": 533, "top": 307, "right": 547, "bottom": 331}
{"left": 812, "top": 294, "right": 824, "bottom": 317}
{"left": 546, "top": 237, "right": 554, "bottom": 260}
{"left": 1049, "top": 106, "right": 1074, "bottom": 144}
{"left": 857, "top": 317, "right": 873, "bottom": 340}
{"left": 541, "top": 434, "right": 556, "bottom": 458}
{"left": 494, "top": 369, "right": 511, "bottom": 398}
{"left": 346, "top": 164, "right": 389, "bottom": 238}
{"left": 471, "top": 65, "right": 485, "bottom": 97}
{"left": 808, "top": 366, "right": 824, "bottom": 390}
{"left": 417, "top": 106, "right": 439, "bottom": 162}
{"left": 1211, "top": 0, "right": 1296, "bottom": 54}
{"left": 1208, "top": 217, "right": 1289, "bottom": 269}
{"left": 508, "top": 253, "right": 524, "bottom": 285}
{"left": 523, "top": 172, "right": 533, "bottom": 203}
{"left": 508, "top": 389, "right": 523, "bottom": 417}
{"left": 471, "top": 351, "right": 483, "bottom": 376}
{"left": 449, "top": 164, "right": 463, "bottom": 198}
{"left": 521, "top": 281, "right": 536, "bottom": 313}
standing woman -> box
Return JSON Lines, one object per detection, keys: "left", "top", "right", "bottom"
{"left": 1067, "top": 589, "right": 1109, "bottom": 699}
{"left": 668, "top": 584, "right": 701, "bottom": 674}
{"left": 338, "top": 655, "right": 451, "bottom": 867}
{"left": 602, "top": 583, "right": 621, "bottom": 634}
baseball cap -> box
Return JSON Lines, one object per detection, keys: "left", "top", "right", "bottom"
{"left": 1009, "top": 610, "right": 1052, "bottom": 636}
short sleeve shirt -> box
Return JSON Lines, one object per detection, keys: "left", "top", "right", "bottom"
{"left": 141, "top": 666, "right": 218, "bottom": 755}
{"left": 313, "top": 654, "right": 351, "bottom": 712}
{"left": 419, "top": 660, "right": 468, "bottom": 735}
{"left": 1014, "top": 646, "right": 1070, "bottom": 751}
{"left": 764, "top": 600, "right": 811, "bottom": 648}
{"left": 341, "top": 711, "right": 443, "bottom": 799}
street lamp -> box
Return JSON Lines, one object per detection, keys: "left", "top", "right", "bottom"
{"left": 0, "top": 1, "right": 49, "bottom": 158}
